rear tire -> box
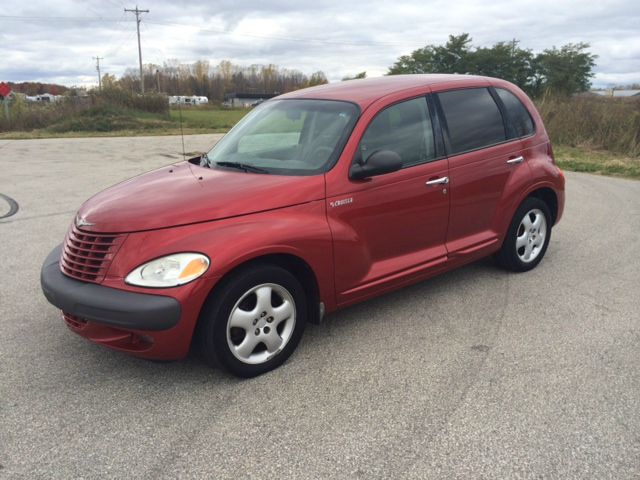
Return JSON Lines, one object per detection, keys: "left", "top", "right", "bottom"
{"left": 197, "top": 264, "right": 307, "bottom": 377}
{"left": 496, "top": 197, "right": 552, "bottom": 272}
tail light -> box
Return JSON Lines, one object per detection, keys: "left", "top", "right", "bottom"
{"left": 546, "top": 142, "right": 556, "bottom": 164}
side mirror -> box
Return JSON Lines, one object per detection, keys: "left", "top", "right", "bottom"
{"left": 349, "top": 150, "right": 402, "bottom": 180}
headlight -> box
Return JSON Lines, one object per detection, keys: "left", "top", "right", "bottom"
{"left": 125, "top": 253, "right": 210, "bottom": 288}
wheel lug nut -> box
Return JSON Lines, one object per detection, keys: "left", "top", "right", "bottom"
{"left": 253, "top": 319, "right": 258, "bottom": 325}
{"left": 255, "top": 328, "right": 260, "bottom": 335}
{"left": 267, "top": 316, "right": 273, "bottom": 323}
{"left": 260, "top": 311, "right": 267, "bottom": 317}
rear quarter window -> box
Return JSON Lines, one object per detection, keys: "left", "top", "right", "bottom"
{"left": 496, "top": 88, "right": 535, "bottom": 138}
{"left": 437, "top": 87, "right": 506, "bottom": 155}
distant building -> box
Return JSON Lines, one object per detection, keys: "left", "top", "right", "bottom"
{"left": 223, "top": 92, "right": 279, "bottom": 108}
{"left": 591, "top": 89, "right": 640, "bottom": 98}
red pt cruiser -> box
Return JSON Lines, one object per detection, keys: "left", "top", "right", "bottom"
{"left": 41, "top": 75, "right": 565, "bottom": 377}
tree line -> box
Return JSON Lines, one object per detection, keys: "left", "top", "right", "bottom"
{"left": 101, "top": 60, "right": 328, "bottom": 100}
{"left": 8, "top": 33, "right": 597, "bottom": 101}
{"left": 7, "top": 82, "right": 69, "bottom": 96}
{"left": 106, "top": 34, "right": 595, "bottom": 99}
{"left": 388, "top": 33, "right": 597, "bottom": 97}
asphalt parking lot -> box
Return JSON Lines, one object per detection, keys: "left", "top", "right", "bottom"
{"left": 1, "top": 135, "right": 639, "bottom": 479}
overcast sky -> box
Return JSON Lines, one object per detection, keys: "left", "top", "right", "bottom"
{"left": 2, "top": 0, "right": 639, "bottom": 89}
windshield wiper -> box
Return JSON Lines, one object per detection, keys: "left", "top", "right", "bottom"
{"left": 215, "top": 161, "right": 270, "bottom": 174}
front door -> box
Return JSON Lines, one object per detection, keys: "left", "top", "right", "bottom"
{"left": 327, "top": 96, "right": 450, "bottom": 306}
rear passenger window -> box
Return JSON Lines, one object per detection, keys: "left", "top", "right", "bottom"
{"left": 358, "top": 97, "right": 436, "bottom": 167}
{"left": 496, "top": 88, "right": 535, "bottom": 138}
{"left": 437, "top": 88, "right": 506, "bottom": 155}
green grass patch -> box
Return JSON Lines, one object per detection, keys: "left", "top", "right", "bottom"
{"left": 169, "top": 108, "right": 248, "bottom": 131}
{"left": 554, "top": 145, "right": 640, "bottom": 179}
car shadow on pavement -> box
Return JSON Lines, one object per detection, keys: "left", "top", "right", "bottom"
{"left": 48, "top": 256, "right": 504, "bottom": 385}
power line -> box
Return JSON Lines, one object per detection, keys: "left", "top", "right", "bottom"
{"left": 124, "top": 6, "right": 149, "bottom": 94}
{"left": 102, "top": 27, "right": 138, "bottom": 59}
{"left": 0, "top": 14, "right": 123, "bottom": 22}
{"left": 144, "top": 20, "right": 407, "bottom": 47}
{"left": 105, "top": 0, "right": 128, "bottom": 9}
{"left": 0, "top": 14, "right": 406, "bottom": 48}
{"left": 98, "top": 12, "right": 135, "bottom": 59}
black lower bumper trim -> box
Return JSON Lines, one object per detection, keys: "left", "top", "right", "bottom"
{"left": 40, "top": 245, "right": 181, "bottom": 331}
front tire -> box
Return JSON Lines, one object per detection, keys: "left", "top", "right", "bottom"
{"left": 198, "top": 264, "right": 307, "bottom": 377}
{"left": 496, "top": 197, "right": 552, "bottom": 272}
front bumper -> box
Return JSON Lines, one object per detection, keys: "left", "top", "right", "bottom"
{"left": 40, "top": 245, "right": 181, "bottom": 331}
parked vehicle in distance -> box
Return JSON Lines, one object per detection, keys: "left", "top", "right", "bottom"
{"left": 169, "top": 95, "right": 209, "bottom": 106}
{"left": 41, "top": 75, "right": 565, "bottom": 377}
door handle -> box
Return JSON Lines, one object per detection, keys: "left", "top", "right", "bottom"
{"left": 506, "top": 156, "right": 524, "bottom": 165}
{"left": 425, "top": 176, "right": 449, "bottom": 186}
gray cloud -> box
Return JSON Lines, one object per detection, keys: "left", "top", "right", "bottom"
{"left": 1, "top": 0, "right": 638, "bottom": 88}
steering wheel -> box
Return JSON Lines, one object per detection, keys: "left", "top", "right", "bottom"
{"left": 304, "top": 144, "right": 334, "bottom": 167}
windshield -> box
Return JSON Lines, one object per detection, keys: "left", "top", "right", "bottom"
{"left": 206, "top": 99, "right": 359, "bottom": 175}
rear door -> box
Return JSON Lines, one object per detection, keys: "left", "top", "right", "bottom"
{"left": 434, "top": 86, "right": 527, "bottom": 257}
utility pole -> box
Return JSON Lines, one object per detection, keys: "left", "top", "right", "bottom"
{"left": 124, "top": 6, "right": 149, "bottom": 94}
{"left": 93, "top": 56, "right": 104, "bottom": 90}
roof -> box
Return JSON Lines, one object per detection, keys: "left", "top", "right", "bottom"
{"left": 278, "top": 74, "right": 494, "bottom": 109}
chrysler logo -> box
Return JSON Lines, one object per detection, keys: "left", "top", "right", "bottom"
{"left": 75, "top": 215, "right": 95, "bottom": 228}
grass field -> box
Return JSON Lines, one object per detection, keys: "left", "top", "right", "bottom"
{"left": 0, "top": 107, "right": 248, "bottom": 139}
{"left": 169, "top": 108, "right": 248, "bottom": 132}
{"left": 1, "top": 105, "right": 638, "bottom": 179}
{"left": 554, "top": 145, "right": 640, "bottom": 178}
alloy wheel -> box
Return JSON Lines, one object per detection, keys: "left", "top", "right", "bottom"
{"left": 516, "top": 208, "right": 547, "bottom": 263}
{"left": 226, "top": 283, "right": 296, "bottom": 365}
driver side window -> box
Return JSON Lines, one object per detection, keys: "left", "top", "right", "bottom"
{"left": 358, "top": 97, "right": 435, "bottom": 167}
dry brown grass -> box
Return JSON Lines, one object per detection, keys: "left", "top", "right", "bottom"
{"left": 536, "top": 95, "right": 640, "bottom": 157}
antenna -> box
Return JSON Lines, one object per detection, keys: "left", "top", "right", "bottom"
{"left": 177, "top": 98, "right": 186, "bottom": 161}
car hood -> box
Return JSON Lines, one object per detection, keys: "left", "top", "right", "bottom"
{"left": 76, "top": 161, "right": 326, "bottom": 233}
